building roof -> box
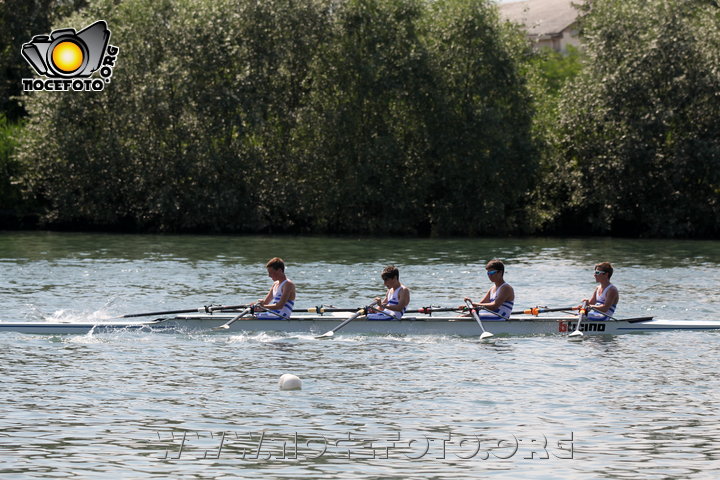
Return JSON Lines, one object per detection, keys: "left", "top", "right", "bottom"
{"left": 499, "top": 0, "right": 582, "bottom": 37}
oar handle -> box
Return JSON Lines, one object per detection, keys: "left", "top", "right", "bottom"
{"left": 464, "top": 299, "right": 493, "bottom": 339}
{"left": 463, "top": 300, "right": 508, "bottom": 320}
{"left": 464, "top": 299, "right": 485, "bottom": 316}
{"left": 361, "top": 299, "right": 381, "bottom": 315}
{"left": 568, "top": 302, "right": 588, "bottom": 338}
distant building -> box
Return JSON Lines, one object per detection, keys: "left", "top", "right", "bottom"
{"left": 499, "top": 0, "right": 583, "bottom": 52}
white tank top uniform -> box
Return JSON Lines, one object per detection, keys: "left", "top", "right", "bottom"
{"left": 587, "top": 284, "right": 617, "bottom": 320}
{"left": 367, "top": 286, "right": 406, "bottom": 320}
{"left": 257, "top": 279, "right": 294, "bottom": 319}
{"left": 478, "top": 283, "right": 514, "bottom": 320}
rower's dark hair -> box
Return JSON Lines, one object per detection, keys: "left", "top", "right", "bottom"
{"left": 595, "top": 262, "right": 613, "bottom": 279}
{"left": 486, "top": 259, "right": 505, "bottom": 272}
{"left": 266, "top": 257, "right": 285, "bottom": 271}
{"left": 381, "top": 265, "right": 399, "bottom": 280}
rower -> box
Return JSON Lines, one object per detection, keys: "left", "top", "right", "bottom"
{"left": 581, "top": 262, "right": 619, "bottom": 320}
{"left": 254, "top": 257, "right": 296, "bottom": 319}
{"left": 464, "top": 259, "right": 515, "bottom": 320}
{"left": 368, "top": 265, "right": 410, "bottom": 320}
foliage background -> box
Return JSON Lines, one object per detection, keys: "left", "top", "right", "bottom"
{"left": 1, "top": 0, "right": 718, "bottom": 237}
{"left": 537, "top": 0, "right": 720, "bottom": 237}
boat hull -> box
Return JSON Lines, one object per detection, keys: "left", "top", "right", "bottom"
{"left": 1, "top": 314, "right": 719, "bottom": 336}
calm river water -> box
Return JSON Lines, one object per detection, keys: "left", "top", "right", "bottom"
{"left": 1, "top": 232, "right": 719, "bottom": 479}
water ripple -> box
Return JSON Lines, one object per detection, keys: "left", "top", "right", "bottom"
{"left": 2, "top": 234, "right": 720, "bottom": 478}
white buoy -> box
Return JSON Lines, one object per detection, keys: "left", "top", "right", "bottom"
{"left": 278, "top": 374, "right": 302, "bottom": 391}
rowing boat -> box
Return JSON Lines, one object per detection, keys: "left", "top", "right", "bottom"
{"left": 1, "top": 312, "right": 719, "bottom": 336}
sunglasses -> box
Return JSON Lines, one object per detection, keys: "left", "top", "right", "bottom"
{"left": 594, "top": 270, "right": 607, "bottom": 275}
{"left": 486, "top": 270, "right": 499, "bottom": 276}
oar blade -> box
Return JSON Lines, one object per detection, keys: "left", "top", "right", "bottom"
{"left": 314, "top": 330, "right": 334, "bottom": 340}
{"left": 480, "top": 331, "right": 494, "bottom": 340}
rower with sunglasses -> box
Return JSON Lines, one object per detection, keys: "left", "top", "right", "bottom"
{"left": 581, "top": 262, "right": 619, "bottom": 320}
{"left": 463, "top": 259, "right": 515, "bottom": 320}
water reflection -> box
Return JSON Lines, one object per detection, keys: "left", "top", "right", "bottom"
{"left": 2, "top": 232, "right": 719, "bottom": 265}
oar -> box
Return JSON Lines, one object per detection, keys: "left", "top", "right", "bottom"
{"left": 306, "top": 306, "right": 460, "bottom": 315}
{"left": 315, "top": 301, "right": 378, "bottom": 339}
{"left": 212, "top": 307, "right": 252, "bottom": 331}
{"left": 415, "top": 306, "right": 463, "bottom": 315}
{"left": 117, "top": 304, "right": 249, "bottom": 319}
{"left": 516, "top": 306, "right": 579, "bottom": 316}
{"left": 464, "top": 299, "right": 494, "bottom": 340}
{"left": 253, "top": 304, "right": 288, "bottom": 319}
{"left": 477, "top": 306, "right": 509, "bottom": 320}
{"left": 587, "top": 307, "right": 619, "bottom": 321}
{"left": 305, "top": 306, "right": 354, "bottom": 314}
{"left": 568, "top": 301, "right": 588, "bottom": 338}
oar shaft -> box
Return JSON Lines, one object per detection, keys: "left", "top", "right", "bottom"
{"left": 478, "top": 306, "right": 509, "bottom": 320}
{"left": 465, "top": 299, "right": 493, "bottom": 339}
{"left": 211, "top": 307, "right": 252, "bottom": 331}
{"left": 569, "top": 302, "right": 588, "bottom": 337}
{"left": 254, "top": 305, "right": 287, "bottom": 319}
{"left": 310, "top": 305, "right": 581, "bottom": 316}
{"left": 120, "top": 308, "right": 200, "bottom": 318}
{"left": 119, "top": 304, "right": 249, "bottom": 319}
{"left": 588, "top": 307, "right": 619, "bottom": 321}
{"left": 328, "top": 310, "right": 363, "bottom": 334}
{"left": 307, "top": 306, "right": 462, "bottom": 314}
{"left": 515, "top": 306, "right": 578, "bottom": 315}
{"left": 315, "top": 300, "right": 378, "bottom": 339}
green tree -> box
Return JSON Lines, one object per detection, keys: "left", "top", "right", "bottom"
{"left": 0, "top": 114, "right": 23, "bottom": 218}
{"left": 0, "top": 0, "right": 87, "bottom": 226}
{"left": 422, "top": 0, "right": 536, "bottom": 234}
{"left": 523, "top": 45, "right": 584, "bottom": 229}
{"left": 17, "top": 0, "right": 330, "bottom": 231}
{"left": 15, "top": 0, "right": 537, "bottom": 235}
{"left": 0, "top": 0, "right": 88, "bottom": 120}
{"left": 296, "top": 0, "right": 536, "bottom": 235}
{"left": 540, "top": 0, "right": 720, "bottom": 237}
{"left": 293, "top": 0, "right": 436, "bottom": 234}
